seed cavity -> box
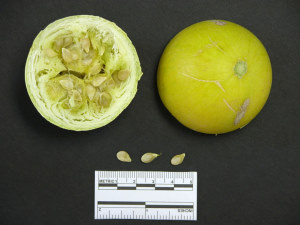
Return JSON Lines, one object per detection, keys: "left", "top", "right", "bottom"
{"left": 59, "top": 79, "right": 73, "bottom": 90}
{"left": 234, "top": 98, "right": 250, "bottom": 125}
{"left": 171, "top": 153, "right": 185, "bottom": 166}
{"left": 141, "top": 153, "right": 161, "bottom": 163}
{"left": 117, "top": 151, "right": 132, "bottom": 162}
{"left": 46, "top": 33, "right": 131, "bottom": 112}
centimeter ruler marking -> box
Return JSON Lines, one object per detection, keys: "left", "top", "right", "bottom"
{"left": 94, "top": 171, "right": 197, "bottom": 221}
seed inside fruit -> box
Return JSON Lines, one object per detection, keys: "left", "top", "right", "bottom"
{"left": 44, "top": 48, "right": 57, "bottom": 58}
{"left": 117, "top": 70, "right": 130, "bottom": 81}
{"left": 99, "top": 45, "right": 105, "bottom": 56}
{"left": 117, "top": 151, "right": 132, "bottom": 162}
{"left": 99, "top": 92, "right": 112, "bottom": 107}
{"left": 89, "top": 63, "right": 101, "bottom": 75}
{"left": 92, "top": 76, "right": 106, "bottom": 87}
{"left": 54, "top": 39, "right": 64, "bottom": 52}
{"left": 63, "top": 37, "right": 73, "bottom": 47}
{"left": 81, "top": 37, "right": 91, "bottom": 53}
{"left": 171, "top": 153, "right": 185, "bottom": 166}
{"left": 86, "top": 84, "right": 96, "bottom": 100}
{"left": 59, "top": 79, "right": 73, "bottom": 90}
{"left": 62, "top": 48, "right": 73, "bottom": 63}
{"left": 112, "top": 71, "right": 121, "bottom": 87}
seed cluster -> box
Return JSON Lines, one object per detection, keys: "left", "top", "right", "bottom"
{"left": 116, "top": 151, "right": 185, "bottom": 166}
{"left": 43, "top": 34, "right": 131, "bottom": 111}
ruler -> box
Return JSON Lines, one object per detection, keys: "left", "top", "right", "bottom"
{"left": 94, "top": 171, "right": 197, "bottom": 220}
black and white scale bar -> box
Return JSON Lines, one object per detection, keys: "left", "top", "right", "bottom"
{"left": 155, "top": 186, "right": 174, "bottom": 190}
{"left": 98, "top": 183, "right": 117, "bottom": 187}
{"left": 145, "top": 205, "right": 193, "bottom": 209}
{"left": 99, "top": 184, "right": 192, "bottom": 189}
{"left": 98, "top": 201, "right": 193, "bottom": 209}
{"left": 174, "top": 184, "right": 193, "bottom": 188}
{"left": 98, "top": 201, "right": 145, "bottom": 205}
{"left": 117, "top": 186, "right": 136, "bottom": 190}
{"left": 136, "top": 184, "right": 155, "bottom": 187}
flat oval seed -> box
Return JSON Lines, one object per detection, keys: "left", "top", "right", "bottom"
{"left": 69, "top": 95, "right": 76, "bottom": 108}
{"left": 92, "top": 76, "right": 107, "bottom": 87}
{"left": 44, "top": 48, "right": 57, "bottom": 57}
{"left": 99, "top": 45, "right": 105, "bottom": 56}
{"left": 171, "top": 153, "right": 185, "bottom": 166}
{"left": 59, "top": 79, "right": 73, "bottom": 90}
{"left": 90, "top": 63, "right": 101, "bottom": 75}
{"left": 105, "top": 79, "right": 116, "bottom": 89}
{"left": 63, "top": 37, "right": 73, "bottom": 47}
{"left": 141, "top": 153, "right": 160, "bottom": 163}
{"left": 54, "top": 38, "right": 63, "bottom": 52}
{"left": 93, "top": 91, "right": 100, "bottom": 102}
{"left": 81, "top": 37, "right": 90, "bottom": 53}
{"left": 86, "top": 84, "right": 96, "bottom": 100}
{"left": 71, "top": 52, "right": 79, "bottom": 60}
{"left": 117, "top": 151, "right": 132, "bottom": 162}
{"left": 112, "top": 71, "right": 121, "bottom": 87}
{"left": 72, "top": 90, "right": 82, "bottom": 101}
{"left": 99, "top": 92, "right": 112, "bottom": 107}
{"left": 62, "top": 48, "right": 73, "bottom": 63}
{"left": 82, "top": 58, "right": 93, "bottom": 65}
{"left": 69, "top": 90, "right": 82, "bottom": 108}
{"left": 117, "top": 70, "right": 130, "bottom": 81}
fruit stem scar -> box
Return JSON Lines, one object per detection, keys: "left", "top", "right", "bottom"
{"left": 234, "top": 60, "right": 247, "bottom": 78}
{"left": 181, "top": 73, "right": 226, "bottom": 92}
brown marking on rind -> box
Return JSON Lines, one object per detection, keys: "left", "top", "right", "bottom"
{"left": 213, "top": 20, "right": 226, "bottom": 26}
{"left": 234, "top": 98, "right": 250, "bottom": 125}
{"left": 223, "top": 99, "right": 236, "bottom": 113}
{"left": 181, "top": 73, "right": 225, "bottom": 92}
{"left": 234, "top": 111, "right": 245, "bottom": 125}
{"left": 241, "top": 98, "right": 250, "bottom": 111}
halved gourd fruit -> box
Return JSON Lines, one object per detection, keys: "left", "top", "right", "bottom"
{"left": 25, "top": 15, "right": 142, "bottom": 131}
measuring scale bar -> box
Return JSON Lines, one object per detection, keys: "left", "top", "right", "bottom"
{"left": 95, "top": 171, "right": 197, "bottom": 220}
{"left": 98, "top": 183, "right": 193, "bottom": 190}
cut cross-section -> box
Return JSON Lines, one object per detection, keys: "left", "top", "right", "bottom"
{"left": 25, "top": 15, "right": 142, "bottom": 131}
